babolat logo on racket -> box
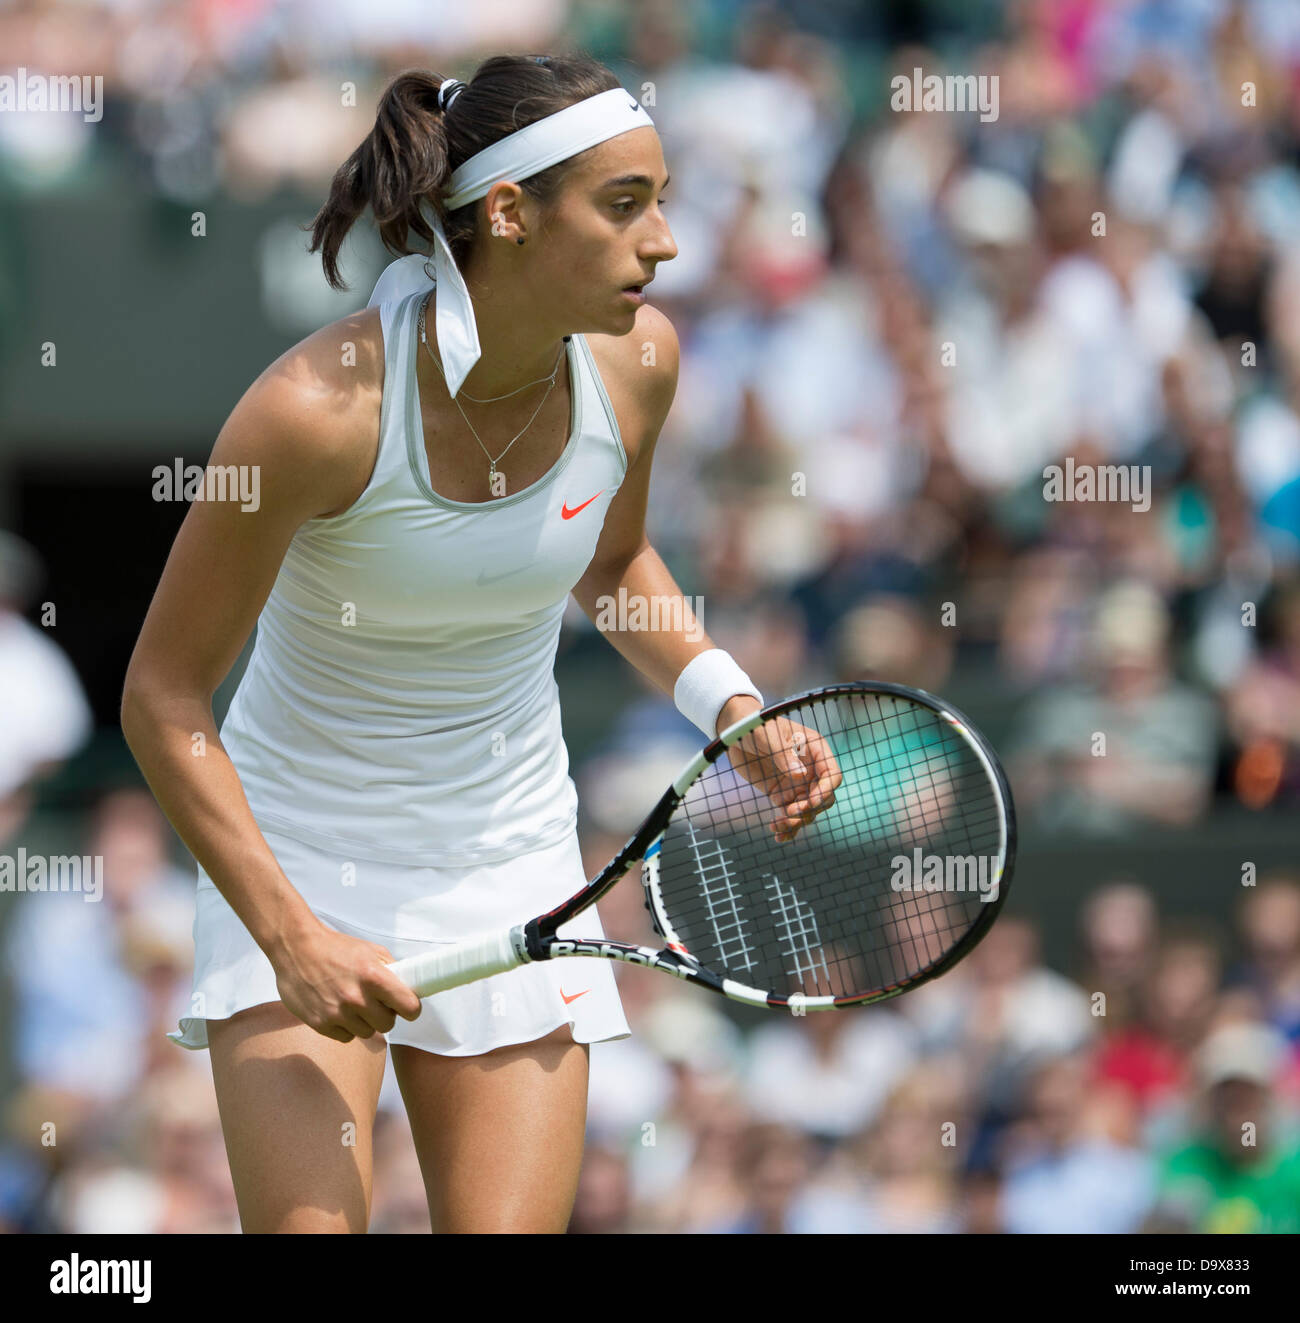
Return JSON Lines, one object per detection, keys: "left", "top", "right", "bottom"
{"left": 551, "top": 939, "right": 698, "bottom": 978}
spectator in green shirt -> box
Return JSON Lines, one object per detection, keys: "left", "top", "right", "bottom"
{"left": 1153, "top": 1022, "right": 1300, "bottom": 1232}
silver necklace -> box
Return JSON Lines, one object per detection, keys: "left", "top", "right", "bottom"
{"left": 418, "top": 294, "right": 564, "bottom": 493}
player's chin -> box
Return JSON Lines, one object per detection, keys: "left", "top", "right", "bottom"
{"left": 586, "top": 289, "right": 648, "bottom": 336}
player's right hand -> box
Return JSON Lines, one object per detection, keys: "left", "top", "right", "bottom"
{"left": 271, "top": 924, "right": 424, "bottom": 1042}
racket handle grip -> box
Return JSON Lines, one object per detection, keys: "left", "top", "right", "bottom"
{"left": 388, "top": 927, "right": 527, "bottom": 998}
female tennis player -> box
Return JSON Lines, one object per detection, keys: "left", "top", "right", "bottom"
{"left": 121, "top": 52, "right": 822, "bottom": 1234}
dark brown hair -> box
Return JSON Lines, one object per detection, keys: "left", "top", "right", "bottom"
{"left": 309, "top": 53, "right": 621, "bottom": 290}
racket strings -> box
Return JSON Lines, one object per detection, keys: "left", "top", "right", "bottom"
{"left": 654, "top": 692, "right": 1007, "bottom": 1002}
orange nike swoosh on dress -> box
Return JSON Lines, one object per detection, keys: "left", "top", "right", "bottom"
{"left": 560, "top": 988, "right": 589, "bottom": 1004}
{"left": 561, "top": 492, "right": 603, "bottom": 519}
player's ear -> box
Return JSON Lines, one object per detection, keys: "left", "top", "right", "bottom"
{"left": 482, "top": 181, "right": 531, "bottom": 243}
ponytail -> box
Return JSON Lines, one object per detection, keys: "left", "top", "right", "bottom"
{"left": 309, "top": 70, "right": 451, "bottom": 291}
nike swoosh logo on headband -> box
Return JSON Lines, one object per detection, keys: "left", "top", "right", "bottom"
{"left": 627, "top": 99, "right": 638, "bottom": 112}
{"left": 561, "top": 492, "right": 603, "bottom": 520}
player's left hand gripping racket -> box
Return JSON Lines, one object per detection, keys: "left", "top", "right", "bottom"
{"left": 388, "top": 682, "right": 1016, "bottom": 1011}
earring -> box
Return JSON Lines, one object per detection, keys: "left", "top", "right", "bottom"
{"left": 492, "top": 212, "right": 525, "bottom": 245}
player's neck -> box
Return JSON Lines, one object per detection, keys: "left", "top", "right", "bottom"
{"left": 436, "top": 271, "right": 568, "bottom": 402}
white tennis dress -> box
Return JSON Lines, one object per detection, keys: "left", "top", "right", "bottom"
{"left": 171, "top": 288, "right": 632, "bottom": 1053}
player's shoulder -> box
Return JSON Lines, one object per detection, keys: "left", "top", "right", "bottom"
{"left": 601, "top": 300, "right": 679, "bottom": 399}
{"left": 216, "top": 304, "right": 387, "bottom": 518}
{"left": 584, "top": 302, "right": 679, "bottom": 462}
{"left": 249, "top": 304, "right": 386, "bottom": 450}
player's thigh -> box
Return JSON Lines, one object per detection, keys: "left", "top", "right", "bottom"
{"left": 207, "top": 999, "right": 389, "bottom": 1233}
{"left": 391, "top": 1025, "right": 590, "bottom": 1234}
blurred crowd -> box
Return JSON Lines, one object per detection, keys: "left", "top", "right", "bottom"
{"left": 571, "top": 871, "right": 1300, "bottom": 1234}
{"left": 4, "top": 0, "right": 1300, "bottom": 1232}
{"left": 1, "top": 782, "right": 1298, "bottom": 1232}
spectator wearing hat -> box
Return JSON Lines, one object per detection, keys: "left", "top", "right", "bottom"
{"left": 1150, "top": 1022, "right": 1300, "bottom": 1232}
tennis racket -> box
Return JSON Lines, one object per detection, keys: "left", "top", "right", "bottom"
{"left": 388, "top": 681, "right": 1016, "bottom": 1011}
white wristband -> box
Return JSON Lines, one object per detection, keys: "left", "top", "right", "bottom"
{"left": 673, "top": 649, "right": 764, "bottom": 739}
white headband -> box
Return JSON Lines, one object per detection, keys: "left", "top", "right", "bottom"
{"left": 366, "top": 86, "right": 656, "bottom": 398}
